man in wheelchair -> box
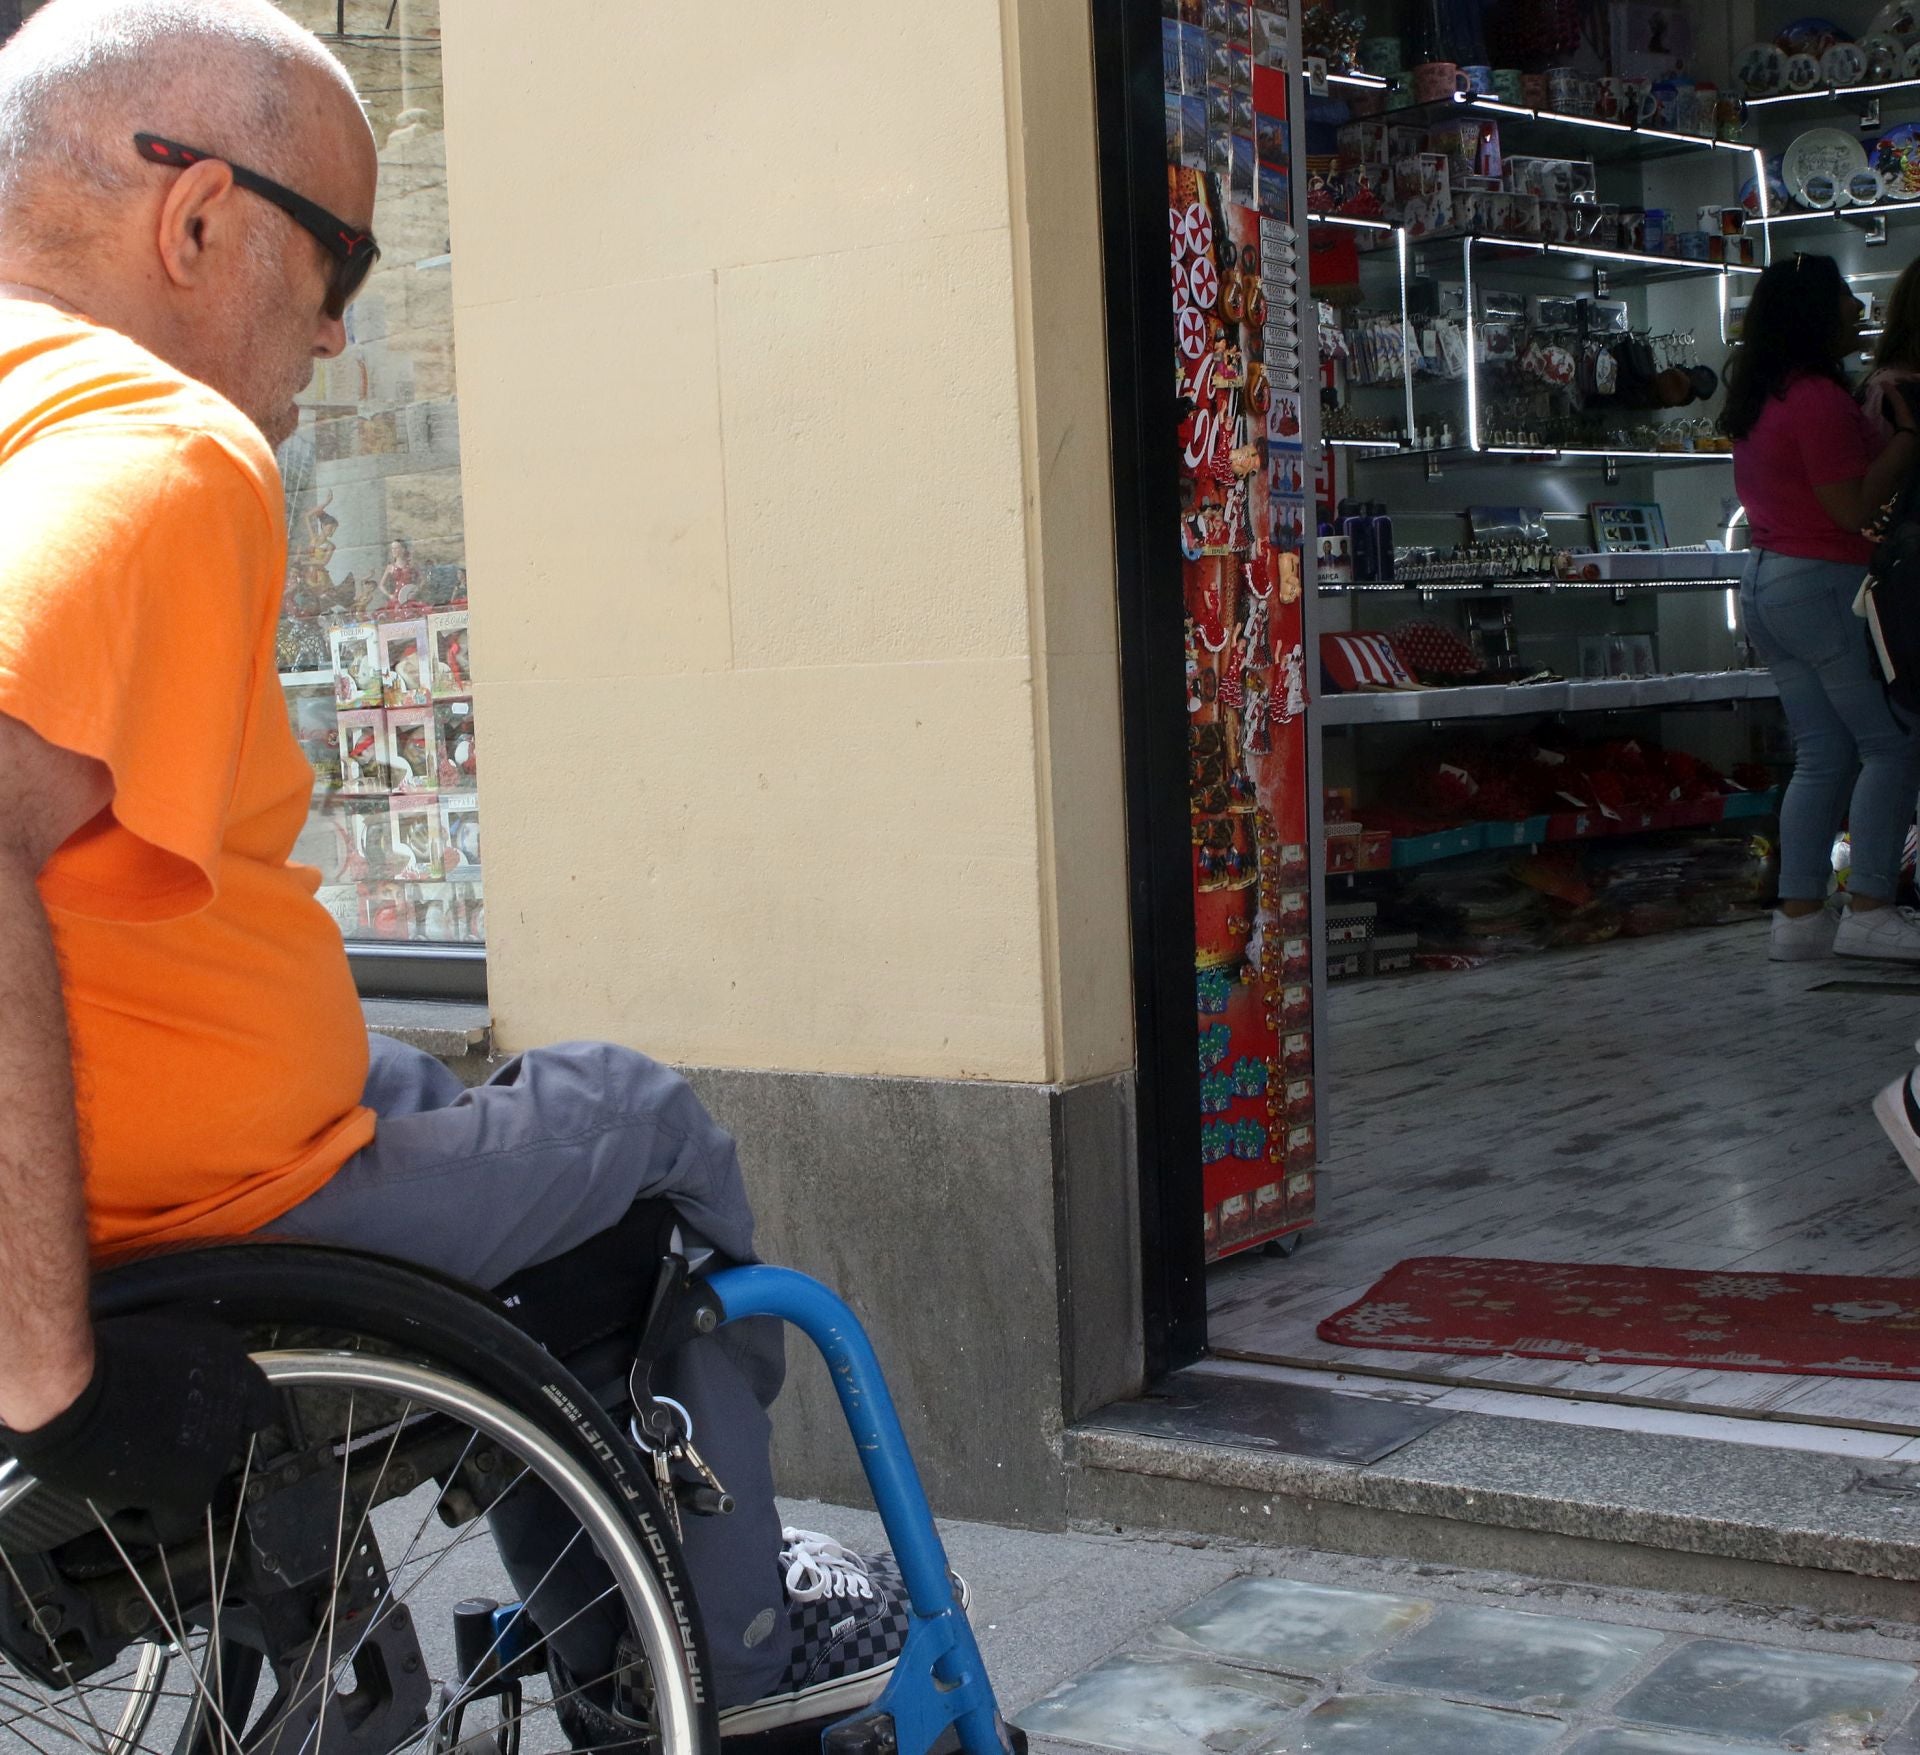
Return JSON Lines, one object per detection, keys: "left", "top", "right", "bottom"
{"left": 0, "top": 3, "right": 932, "bottom": 1749}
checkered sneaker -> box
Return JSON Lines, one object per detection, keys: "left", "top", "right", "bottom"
{"left": 717, "top": 1527, "right": 967, "bottom": 1737}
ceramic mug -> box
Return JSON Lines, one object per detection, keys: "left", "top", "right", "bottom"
{"left": 1492, "top": 68, "right": 1524, "bottom": 104}
{"left": 1458, "top": 63, "right": 1494, "bottom": 95}
{"left": 1413, "top": 60, "right": 1459, "bottom": 103}
{"left": 1546, "top": 66, "right": 1582, "bottom": 112}
{"left": 1597, "top": 75, "right": 1625, "bottom": 118}
{"left": 1360, "top": 35, "right": 1403, "bottom": 76}
{"left": 1522, "top": 72, "right": 1549, "bottom": 107}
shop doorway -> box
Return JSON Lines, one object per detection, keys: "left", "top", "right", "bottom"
{"left": 1098, "top": 0, "right": 1920, "bottom": 1449}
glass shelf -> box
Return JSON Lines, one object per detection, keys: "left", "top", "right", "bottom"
{"left": 1316, "top": 671, "right": 1777, "bottom": 725}
{"left": 1344, "top": 444, "right": 1733, "bottom": 469}
{"left": 1461, "top": 235, "right": 1760, "bottom": 285}
{"left": 1307, "top": 212, "right": 1399, "bottom": 233}
{"left": 1318, "top": 576, "right": 1741, "bottom": 594}
{"left": 1745, "top": 75, "right": 1920, "bottom": 112}
{"left": 1366, "top": 94, "right": 1754, "bottom": 164}
{"left": 1755, "top": 199, "right": 1920, "bottom": 243}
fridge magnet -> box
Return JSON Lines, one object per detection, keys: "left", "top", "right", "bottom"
{"left": 1182, "top": 199, "right": 1214, "bottom": 257}
{"left": 1188, "top": 255, "right": 1220, "bottom": 309}
{"left": 390, "top": 794, "right": 445, "bottom": 881}
{"left": 335, "top": 708, "right": 388, "bottom": 795}
{"left": 1588, "top": 501, "right": 1668, "bottom": 551}
{"left": 1178, "top": 306, "right": 1210, "bottom": 359}
{"left": 314, "top": 884, "right": 365, "bottom": 935}
{"left": 385, "top": 706, "right": 438, "bottom": 794}
{"left": 429, "top": 609, "right": 472, "bottom": 697}
{"left": 380, "top": 617, "right": 432, "bottom": 709}
{"left": 435, "top": 698, "right": 478, "bottom": 787}
{"left": 282, "top": 676, "right": 341, "bottom": 789}
{"left": 1253, "top": 7, "right": 1289, "bottom": 66}
{"left": 330, "top": 621, "right": 383, "bottom": 709}
{"left": 440, "top": 793, "right": 482, "bottom": 872}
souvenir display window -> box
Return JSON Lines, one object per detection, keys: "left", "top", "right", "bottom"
{"left": 1164, "top": 0, "right": 1321, "bottom": 1261}
{"left": 271, "top": 0, "right": 481, "bottom": 950}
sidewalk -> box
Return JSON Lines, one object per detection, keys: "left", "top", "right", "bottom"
{"left": 782, "top": 1499, "right": 1920, "bottom": 1755}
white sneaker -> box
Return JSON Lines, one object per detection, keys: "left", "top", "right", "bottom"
{"left": 1834, "top": 905, "right": 1920, "bottom": 963}
{"left": 1874, "top": 1066, "right": 1920, "bottom": 1188}
{"left": 1769, "top": 907, "right": 1837, "bottom": 961}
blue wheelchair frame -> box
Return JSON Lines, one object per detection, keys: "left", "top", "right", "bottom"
{"left": 706, "top": 1267, "right": 1012, "bottom": 1755}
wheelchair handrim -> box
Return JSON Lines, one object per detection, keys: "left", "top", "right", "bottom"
{"left": 0, "top": 1349, "right": 707, "bottom": 1755}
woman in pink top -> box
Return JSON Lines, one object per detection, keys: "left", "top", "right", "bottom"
{"left": 1729, "top": 252, "right": 1920, "bottom": 963}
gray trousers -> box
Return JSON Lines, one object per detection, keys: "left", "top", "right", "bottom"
{"left": 273, "top": 1035, "right": 789, "bottom": 1708}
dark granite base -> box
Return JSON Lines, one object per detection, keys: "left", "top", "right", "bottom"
{"left": 686, "top": 1065, "right": 1142, "bottom": 1524}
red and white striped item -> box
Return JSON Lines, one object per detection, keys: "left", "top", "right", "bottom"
{"left": 1319, "top": 632, "right": 1419, "bottom": 693}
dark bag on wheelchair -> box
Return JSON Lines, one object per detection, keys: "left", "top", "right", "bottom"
{"left": 1861, "top": 473, "right": 1920, "bottom": 717}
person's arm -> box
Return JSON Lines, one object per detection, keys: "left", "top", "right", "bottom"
{"left": 1814, "top": 383, "right": 1920, "bottom": 533}
{"left": 0, "top": 710, "right": 112, "bottom": 1432}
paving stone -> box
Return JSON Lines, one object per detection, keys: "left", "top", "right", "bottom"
{"left": 1612, "top": 1639, "right": 1916, "bottom": 1745}
{"left": 1153, "top": 1577, "right": 1430, "bottom": 1673}
{"left": 1364, "top": 1604, "right": 1665, "bottom": 1710}
{"left": 1259, "top": 1692, "right": 1561, "bottom": 1755}
{"left": 1564, "top": 1732, "right": 1783, "bottom": 1755}
{"left": 1011, "top": 1649, "right": 1312, "bottom": 1755}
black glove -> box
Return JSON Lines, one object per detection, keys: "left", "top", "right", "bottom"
{"left": 0, "top": 1315, "right": 274, "bottom": 1519}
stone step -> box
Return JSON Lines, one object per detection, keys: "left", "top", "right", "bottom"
{"left": 1065, "top": 1367, "right": 1920, "bottom": 1622}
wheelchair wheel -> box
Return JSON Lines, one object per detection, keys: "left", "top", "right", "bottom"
{"left": 0, "top": 1246, "right": 722, "bottom": 1755}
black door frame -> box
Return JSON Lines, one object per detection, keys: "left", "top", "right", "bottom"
{"left": 1090, "top": 0, "right": 1209, "bottom": 1378}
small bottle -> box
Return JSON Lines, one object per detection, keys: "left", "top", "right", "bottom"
{"left": 1370, "top": 504, "right": 1396, "bottom": 581}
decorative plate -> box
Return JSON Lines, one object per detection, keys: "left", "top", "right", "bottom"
{"left": 1737, "top": 154, "right": 1792, "bottom": 213}
{"left": 1905, "top": 38, "right": 1920, "bottom": 75}
{"left": 1785, "top": 51, "right": 1825, "bottom": 89}
{"left": 1785, "top": 126, "right": 1870, "bottom": 204}
{"left": 1864, "top": 31, "right": 1903, "bottom": 77}
{"left": 1875, "top": 122, "right": 1920, "bottom": 196}
{"left": 1870, "top": 0, "right": 1920, "bottom": 39}
{"left": 1736, "top": 41, "right": 1789, "bottom": 94}
{"left": 1824, "top": 41, "right": 1869, "bottom": 83}
{"left": 1777, "top": 15, "right": 1850, "bottom": 56}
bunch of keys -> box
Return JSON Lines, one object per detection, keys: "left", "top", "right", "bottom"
{"left": 628, "top": 1388, "right": 734, "bottom": 1542}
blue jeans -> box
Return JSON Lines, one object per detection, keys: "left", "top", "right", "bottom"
{"left": 1742, "top": 549, "right": 1920, "bottom": 900}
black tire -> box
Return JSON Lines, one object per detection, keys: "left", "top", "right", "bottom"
{"left": 84, "top": 1241, "right": 721, "bottom": 1755}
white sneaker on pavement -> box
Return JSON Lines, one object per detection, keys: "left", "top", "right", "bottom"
{"left": 1769, "top": 907, "right": 1837, "bottom": 961}
{"left": 1874, "top": 1057, "right": 1920, "bottom": 1188}
{"left": 1833, "top": 905, "right": 1920, "bottom": 963}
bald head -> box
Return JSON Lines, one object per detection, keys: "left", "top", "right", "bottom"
{"left": 0, "top": 0, "right": 362, "bottom": 256}
{"left": 0, "top": 0, "right": 378, "bottom": 448}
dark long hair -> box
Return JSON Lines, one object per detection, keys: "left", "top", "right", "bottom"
{"left": 1721, "top": 253, "right": 1853, "bottom": 440}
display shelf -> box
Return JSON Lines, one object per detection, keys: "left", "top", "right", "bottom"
{"left": 1745, "top": 75, "right": 1920, "bottom": 111}
{"left": 1753, "top": 200, "right": 1920, "bottom": 243}
{"left": 1347, "top": 443, "right": 1732, "bottom": 469}
{"left": 279, "top": 669, "right": 335, "bottom": 687}
{"left": 1350, "top": 785, "right": 1784, "bottom": 871}
{"left": 1315, "top": 670, "right": 1779, "bottom": 725}
{"left": 1368, "top": 94, "right": 1755, "bottom": 163}
{"left": 1318, "top": 575, "right": 1743, "bottom": 594}
{"left": 1322, "top": 435, "right": 1407, "bottom": 451}
{"left": 1308, "top": 211, "right": 1399, "bottom": 233}
{"left": 1455, "top": 234, "right": 1760, "bottom": 285}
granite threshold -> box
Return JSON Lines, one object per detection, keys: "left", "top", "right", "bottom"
{"left": 1067, "top": 1364, "right": 1920, "bottom": 1617}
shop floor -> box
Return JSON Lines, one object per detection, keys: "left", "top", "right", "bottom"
{"left": 1205, "top": 918, "right": 1920, "bottom": 1438}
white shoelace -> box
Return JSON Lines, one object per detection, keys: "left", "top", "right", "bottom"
{"left": 779, "top": 1526, "right": 876, "bottom": 1604}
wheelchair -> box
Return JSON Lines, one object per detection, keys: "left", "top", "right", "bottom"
{"left": 0, "top": 1203, "right": 1022, "bottom": 1755}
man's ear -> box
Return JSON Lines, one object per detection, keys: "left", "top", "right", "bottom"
{"left": 153, "top": 157, "right": 242, "bottom": 292}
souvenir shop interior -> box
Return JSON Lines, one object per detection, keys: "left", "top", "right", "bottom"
{"left": 1148, "top": 0, "right": 1920, "bottom": 1448}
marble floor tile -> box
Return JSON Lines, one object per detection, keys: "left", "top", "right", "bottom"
{"left": 1258, "top": 1692, "right": 1561, "bottom": 1755}
{"left": 1613, "top": 1639, "right": 1915, "bottom": 1744}
{"left": 1012, "top": 1650, "right": 1311, "bottom": 1755}
{"left": 1153, "top": 1577, "right": 1429, "bottom": 1673}
{"left": 1564, "top": 1732, "right": 1786, "bottom": 1755}
{"left": 1363, "top": 1604, "right": 1664, "bottom": 1709}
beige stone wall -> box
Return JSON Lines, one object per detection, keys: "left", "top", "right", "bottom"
{"left": 439, "top": 0, "right": 1132, "bottom": 1086}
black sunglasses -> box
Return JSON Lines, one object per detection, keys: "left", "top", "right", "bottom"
{"left": 134, "top": 132, "right": 380, "bottom": 319}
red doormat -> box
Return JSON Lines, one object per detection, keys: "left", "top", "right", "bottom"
{"left": 1318, "top": 1257, "right": 1920, "bottom": 1379}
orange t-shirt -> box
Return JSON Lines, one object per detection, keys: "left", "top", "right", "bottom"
{"left": 0, "top": 302, "right": 374, "bottom": 1250}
